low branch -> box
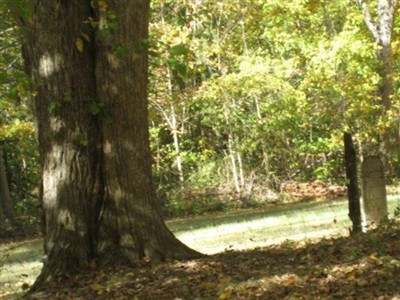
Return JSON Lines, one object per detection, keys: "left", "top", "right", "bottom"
{"left": 390, "top": 0, "right": 399, "bottom": 17}
{"left": 356, "top": 0, "right": 380, "bottom": 42}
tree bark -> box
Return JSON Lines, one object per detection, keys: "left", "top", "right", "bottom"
{"left": 16, "top": 0, "right": 200, "bottom": 290}
{"left": 21, "top": 1, "right": 104, "bottom": 285}
{"left": 343, "top": 132, "right": 362, "bottom": 235}
{"left": 95, "top": 0, "right": 198, "bottom": 264}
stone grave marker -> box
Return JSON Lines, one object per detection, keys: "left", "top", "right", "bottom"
{"left": 361, "top": 155, "right": 388, "bottom": 229}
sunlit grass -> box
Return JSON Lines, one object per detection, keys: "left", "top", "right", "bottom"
{"left": 171, "top": 200, "right": 350, "bottom": 254}
{"left": 0, "top": 240, "right": 42, "bottom": 299}
{"left": 170, "top": 196, "right": 400, "bottom": 254}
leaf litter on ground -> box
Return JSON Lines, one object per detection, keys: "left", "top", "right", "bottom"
{"left": 24, "top": 221, "right": 400, "bottom": 300}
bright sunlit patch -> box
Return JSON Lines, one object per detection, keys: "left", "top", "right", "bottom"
{"left": 42, "top": 170, "right": 57, "bottom": 208}
{"left": 172, "top": 201, "right": 356, "bottom": 254}
{"left": 177, "top": 227, "right": 348, "bottom": 255}
{"left": 107, "top": 53, "right": 120, "bottom": 69}
{"left": 270, "top": 273, "right": 302, "bottom": 287}
{"left": 103, "top": 140, "right": 113, "bottom": 156}
{"left": 218, "top": 272, "right": 303, "bottom": 297}
{"left": 120, "top": 233, "right": 134, "bottom": 248}
{"left": 0, "top": 241, "right": 43, "bottom": 298}
{"left": 39, "top": 53, "right": 63, "bottom": 77}
{"left": 49, "top": 117, "right": 64, "bottom": 132}
{"left": 58, "top": 209, "right": 74, "bottom": 231}
{"left": 171, "top": 260, "right": 202, "bottom": 271}
{"left": 42, "top": 144, "right": 65, "bottom": 209}
{"left": 177, "top": 216, "right": 286, "bottom": 241}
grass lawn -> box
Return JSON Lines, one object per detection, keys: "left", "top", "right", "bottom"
{"left": 170, "top": 196, "right": 400, "bottom": 254}
{"left": 1, "top": 196, "right": 399, "bottom": 299}
{"left": 0, "top": 239, "right": 42, "bottom": 299}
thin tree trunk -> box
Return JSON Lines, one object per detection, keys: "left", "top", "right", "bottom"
{"left": 171, "top": 103, "right": 185, "bottom": 184}
{"left": 254, "top": 96, "right": 271, "bottom": 180}
{"left": 152, "top": 97, "right": 185, "bottom": 185}
{"left": 237, "top": 152, "right": 245, "bottom": 189}
{"left": 322, "top": 0, "right": 335, "bottom": 39}
{"left": 344, "top": 132, "right": 362, "bottom": 235}
{"left": 227, "top": 133, "right": 240, "bottom": 194}
{"left": 160, "top": 6, "right": 184, "bottom": 184}
{"left": 166, "top": 67, "right": 184, "bottom": 184}
{"left": 152, "top": 121, "right": 162, "bottom": 174}
{"left": 0, "top": 145, "right": 18, "bottom": 228}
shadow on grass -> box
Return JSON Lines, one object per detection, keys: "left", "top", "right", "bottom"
{"left": 167, "top": 199, "right": 347, "bottom": 233}
{"left": 147, "top": 224, "right": 400, "bottom": 299}
{"left": 2, "top": 196, "right": 400, "bottom": 299}
{"left": 208, "top": 226, "right": 400, "bottom": 299}
{"left": 28, "top": 223, "right": 400, "bottom": 299}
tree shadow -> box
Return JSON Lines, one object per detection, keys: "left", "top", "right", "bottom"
{"left": 18, "top": 222, "right": 400, "bottom": 299}
{"left": 135, "top": 225, "right": 400, "bottom": 299}
{"left": 167, "top": 198, "right": 347, "bottom": 233}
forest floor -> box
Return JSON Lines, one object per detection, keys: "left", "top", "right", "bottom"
{"left": 24, "top": 222, "right": 400, "bottom": 299}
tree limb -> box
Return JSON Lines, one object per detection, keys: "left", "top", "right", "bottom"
{"left": 356, "top": 0, "right": 380, "bottom": 42}
{"left": 389, "top": 0, "right": 399, "bottom": 19}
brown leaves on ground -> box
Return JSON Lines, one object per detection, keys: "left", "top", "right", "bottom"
{"left": 280, "top": 180, "right": 347, "bottom": 201}
{"left": 27, "top": 223, "right": 400, "bottom": 300}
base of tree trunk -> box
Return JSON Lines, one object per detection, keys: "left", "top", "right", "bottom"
{"left": 30, "top": 237, "right": 203, "bottom": 293}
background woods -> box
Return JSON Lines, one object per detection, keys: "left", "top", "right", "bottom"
{"left": 0, "top": 1, "right": 399, "bottom": 232}
{"left": 148, "top": 0, "right": 400, "bottom": 214}
{"left": 1, "top": 0, "right": 400, "bottom": 223}
{"left": 0, "top": 2, "right": 39, "bottom": 233}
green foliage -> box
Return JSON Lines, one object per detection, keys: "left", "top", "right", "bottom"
{"left": 165, "top": 195, "right": 231, "bottom": 218}
{"left": 0, "top": 6, "right": 40, "bottom": 223}
{"left": 146, "top": 0, "right": 400, "bottom": 216}
{"left": 1, "top": 136, "right": 39, "bottom": 219}
{"left": 168, "top": 44, "right": 190, "bottom": 56}
{"left": 48, "top": 100, "right": 61, "bottom": 113}
{"left": 113, "top": 44, "right": 129, "bottom": 58}
{"left": 74, "top": 132, "right": 89, "bottom": 147}
{"left": 3, "top": 0, "right": 400, "bottom": 218}
{"left": 4, "top": 0, "right": 33, "bottom": 23}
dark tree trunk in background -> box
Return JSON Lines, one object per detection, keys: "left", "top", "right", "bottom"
{"left": 344, "top": 132, "right": 362, "bottom": 235}
{"left": 0, "top": 145, "right": 18, "bottom": 228}
{"left": 16, "top": 0, "right": 200, "bottom": 290}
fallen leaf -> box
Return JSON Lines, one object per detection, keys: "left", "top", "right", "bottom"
{"left": 75, "top": 38, "right": 84, "bottom": 53}
{"left": 90, "top": 283, "right": 105, "bottom": 293}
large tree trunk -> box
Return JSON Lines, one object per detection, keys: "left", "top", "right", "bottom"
{"left": 95, "top": 0, "right": 198, "bottom": 264}
{"left": 22, "top": 1, "right": 103, "bottom": 285}
{"left": 17, "top": 0, "right": 200, "bottom": 290}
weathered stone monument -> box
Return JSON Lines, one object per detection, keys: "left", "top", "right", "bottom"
{"left": 361, "top": 156, "right": 388, "bottom": 229}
